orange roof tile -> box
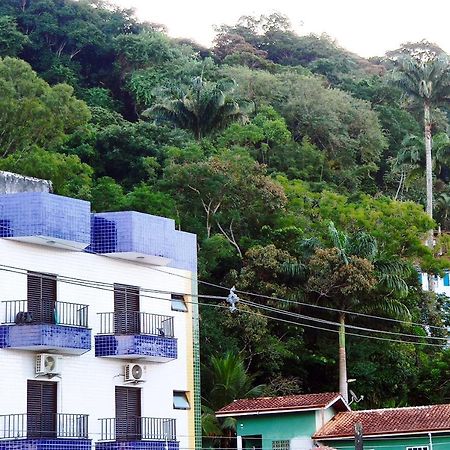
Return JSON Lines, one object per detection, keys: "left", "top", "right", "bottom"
{"left": 216, "top": 393, "right": 345, "bottom": 416}
{"left": 314, "top": 404, "right": 450, "bottom": 439}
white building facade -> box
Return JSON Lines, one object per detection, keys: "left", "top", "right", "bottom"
{"left": 0, "top": 189, "right": 200, "bottom": 450}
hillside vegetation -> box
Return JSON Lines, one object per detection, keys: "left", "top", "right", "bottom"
{"left": 1, "top": 0, "right": 450, "bottom": 417}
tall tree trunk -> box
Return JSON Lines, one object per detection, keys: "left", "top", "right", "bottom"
{"left": 424, "top": 101, "right": 434, "bottom": 247}
{"left": 338, "top": 313, "right": 348, "bottom": 404}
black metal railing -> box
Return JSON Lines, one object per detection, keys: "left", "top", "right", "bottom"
{"left": 99, "top": 417, "right": 176, "bottom": 442}
{"left": 0, "top": 414, "right": 88, "bottom": 439}
{"left": 97, "top": 312, "right": 174, "bottom": 337}
{"left": 2, "top": 300, "right": 89, "bottom": 327}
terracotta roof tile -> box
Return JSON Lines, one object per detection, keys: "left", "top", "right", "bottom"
{"left": 216, "top": 393, "right": 343, "bottom": 416}
{"left": 313, "top": 404, "right": 450, "bottom": 439}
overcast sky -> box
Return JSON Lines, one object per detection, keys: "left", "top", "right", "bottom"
{"left": 110, "top": 0, "right": 450, "bottom": 58}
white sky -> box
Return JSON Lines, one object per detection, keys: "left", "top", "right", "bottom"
{"left": 111, "top": 0, "right": 450, "bottom": 58}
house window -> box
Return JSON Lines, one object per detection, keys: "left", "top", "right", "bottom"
{"left": 173, "top": 391, "right": 190, "bottom": 409}
{"left": 444, "top": 272, "right": 450, "bottom": 287}
{"left": 27, "top": 272, "right": 57, "bottom": 324}
{"left": 406, "top": 447, "right": 429, "bottom": 450}
{"left": 27, "top": 380, "right": 57, "bottom": 438}
{"left": 114, "top": 284, "right": 140, "bottom": 334}
{"left": 171, "top": 294, "right": 188, "bottom": 312}
{"left": 272, "top": 440, "right": 290, "bottom": 450}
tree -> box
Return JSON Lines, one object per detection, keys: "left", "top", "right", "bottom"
{"left": 390, "top": 53, "right": 450, "bottom": 233}
{"left": 164, "top": 150, "right": 287, "bottom": 255}
{"left": 0, "top": 57, "right": 90, "bottom": 156}
{"left": 306, "top": 223, "right": 411, "bottom": 402}
{"left": 0, "top": 16, "right": 28, "bottom": 57}
{"left": 143, "top": 76, "right": 253, "bottom": 139}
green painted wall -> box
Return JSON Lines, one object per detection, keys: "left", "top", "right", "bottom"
{"left": 237, "top": 411, "right": 316, "bottom": 450}
{"left": 323, "top": 434, "right": 450, "bottom": 450}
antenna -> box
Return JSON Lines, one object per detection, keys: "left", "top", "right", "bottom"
{"left": 349, "top": 389, "right": 364, "bottom": 405}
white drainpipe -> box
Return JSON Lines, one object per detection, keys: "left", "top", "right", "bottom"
{"left": 429, "top": 432, "right": 433, "bottom": 450}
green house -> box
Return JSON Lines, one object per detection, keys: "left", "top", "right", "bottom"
{"left": 313, "top": 404, "right": 450, "bottom": 449}
{"left": 217, "top": 394, "right": 450, "bottom": 450}
{"left": 216, "top": 393, "right": 349, "bottom": 450}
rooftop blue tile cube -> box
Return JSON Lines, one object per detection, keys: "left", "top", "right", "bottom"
{"left": 0, "top": 192, "right": 90, "bottom": 250}
{"left": 89, "top": 212, "right": 197, "bottom": 272}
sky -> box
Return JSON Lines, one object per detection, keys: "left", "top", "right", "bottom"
{"left": 111, "top": 0, "right": 450, "bottom": 58}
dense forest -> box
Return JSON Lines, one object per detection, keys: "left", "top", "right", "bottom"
{"left": 1, "top": 0, "right": 450, "bottom": 436}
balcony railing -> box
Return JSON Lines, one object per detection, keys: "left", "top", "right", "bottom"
{"left": 2, "top": 300, "right": 89, "bottom": 328}
{"left": 97, "top": 312, "right": 174, "bottom": 337}
{"left": 0, "top": 413, "right": 89, "bottom": 439}
{"left": 99, "top": 417, "right": 176, "bottom": 442}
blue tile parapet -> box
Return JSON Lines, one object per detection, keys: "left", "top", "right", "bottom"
{"left": 0, "top": 324, "right": 91, "bottom": 354}
{"left": 0, "top": 439, "right": 92, "bottom": 450}
{"left": 95, "top": 334, "right": 177, "bottom": 361}
{"left": 0, "top": 192, "right": 90, "bottom": 249}
{"left": 88, "top": 212, "right": 197, "bottom": 273}
{"left": 96, "top": 441, "right": 179, "bottom": 450}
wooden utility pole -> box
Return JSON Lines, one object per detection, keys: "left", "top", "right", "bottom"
{"left": 354, "top": 422, "right": 363, "bottom": 450}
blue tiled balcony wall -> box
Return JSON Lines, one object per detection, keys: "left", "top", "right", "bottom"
{"left": 0, "top": 324, "right": 91, "bottom": 355}
{"left": 96, "top": 441, "right": 179, "bottom": 450}
{"left": 0, "top": 440, "right": 92, "bottom": 450}
{"left": 0, "top": 193, "right": 90, "bottom": 249}
{"left": 88, "top": 212, "right": 197, "bottom": 273}
{"left": 95, "top": 334, "right": 177, "bottom": 362}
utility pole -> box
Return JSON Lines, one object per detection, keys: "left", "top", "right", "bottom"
{"left": 354, "top": 422, "right": 363, "bottom": 450}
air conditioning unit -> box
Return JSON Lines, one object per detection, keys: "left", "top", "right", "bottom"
{"left": 124, "top": 363, "right": 146, "bottom": 383}
{"left": 35, "top": 354, "right": 62, "bottom": 376}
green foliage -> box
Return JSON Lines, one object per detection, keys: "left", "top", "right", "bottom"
{"left": 0, "top": 57, "right": 90, "bottom": 156}
{"left": 0, "top": 147, "right": 93, "bottom": 199}
{"left": 0, "top": 16, "right": 28, "bottom": 57}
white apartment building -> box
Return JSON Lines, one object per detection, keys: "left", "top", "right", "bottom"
{"left": 0, "top": 175, "right": 200, "bottom": 450}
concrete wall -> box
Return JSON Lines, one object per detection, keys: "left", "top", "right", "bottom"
{"left": 237, "top": 411, "right": 317, "bottom": 450}
{"left": 0, "top": 171, "right": 52, "bottom": 194}
{"left": 0, "top": 238, "right": 195, "bottom": 450}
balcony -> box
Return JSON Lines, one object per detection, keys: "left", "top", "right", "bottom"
{"left": 95, "top": 312, "right": 177, "bottom": 362}
{"left": 96, "top": 418, "right": 178, "bottom": 450}
{"left": 88, "top": 212, "right": 197, "bottom": 272}
{"left": 0, "top": 413, "right": 91, "bottom": 450}
{"left": 0, "top": 192, "right": 91, "bottom": 250}
{"left": 0, "top": 300, "right": 91, "bottom": 354}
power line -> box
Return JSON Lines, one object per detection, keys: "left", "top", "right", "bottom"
{"left": 142, "top": 265, "right": 448, "bottom": 332}
{"left": 240, "top": 298, "right": 449, "bottom": 342}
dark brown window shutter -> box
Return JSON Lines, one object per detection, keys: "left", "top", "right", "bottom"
{"left": 114, "top": 284, "right": 140, "bottom": 334}
{"left": 115, "top": 386, "right": 141, "bottom": 440}
{"left": 27, "top": 272, "right": 57, "bottom": 324}
{"left": 27, "top": 380, "right": 57, "bottom": 438}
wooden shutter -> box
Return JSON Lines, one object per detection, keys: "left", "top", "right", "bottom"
{"left": 114, "top": 284, "right": 140, "bottom": 334}
{"left": 27, "top": 380, "right": 57, "bottom": 438}
{"left": 27, "top": 272, "right": 57, "bottom": 324}
{"left": 115, "top": 387, "right": 141, "bottom": 440}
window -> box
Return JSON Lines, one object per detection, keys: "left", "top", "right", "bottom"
{"left": 406, "top": 447, "right": 429, "bottom": 450}
{"left": 173, "top": 391, "right": 190, "bottom": 409}
{"left": 444, "top": 272, "right": 450, "bottom": 287}
{"left": 27, "top": 272, "right": 57, "bottom": 324}
{"left": 114, "top": 284, "right": 140, "bottom": 334}
{"left": 27, "top": 380, "right": 57, "bottom": 438}
{"left": 272, "top": 440, "right": 290, "bottom": 450}
{"left": 171, "top": 294, "right": 188, "bottom": 312}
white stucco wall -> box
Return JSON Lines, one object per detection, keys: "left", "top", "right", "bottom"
{"left": 0, "top": 238, "right": 195, "bottom": 448}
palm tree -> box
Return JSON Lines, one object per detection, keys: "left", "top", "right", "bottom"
{"left": 202, "top": 352, "right": 265, "bottom": 447}
{"left": 306, "top": 223, "right": 410, "bottom": 403}
{"left": 143, "top": 76, "right": 253, "bottom": 139}
{"left": 391, "top": 54, "right": 450, "bottom": 241}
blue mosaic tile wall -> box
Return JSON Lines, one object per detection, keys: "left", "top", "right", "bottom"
{"left": 88, "top": 212, "right": 197, "bottom": 273}
{"left": 0, "top": 325, "right": 91, "bottom": 352}
{"left": 0, "top": 439, "right": 92, "bottom": 450}
{"left": 95, "top": 335, "right": 177, "bottom": 360}
{"left": 0, "top": 193, "right": 90, "bottom": 245}
{"left": 96, "top": 440, "right": 179, "bottom": 450}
